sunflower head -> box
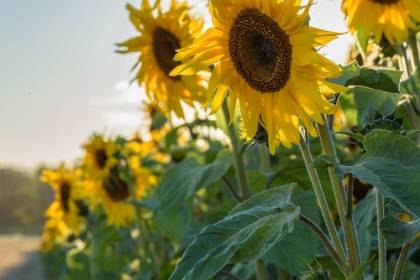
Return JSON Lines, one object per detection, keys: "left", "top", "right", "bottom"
{"left": 342, "top": 0, "right": 420, "bottom": 45}
{"left": 92, "top": 161, "right": 156, "bottom": 228}
{"left": 82, "top": 134, "right": 119, "bottom": 181}
{"left": 41, "top": 164, "right": 86, "bottom": 235}
{"left": 116, "top": 0, "right": 207, "bottom": 118}
{"left": 171, "top": 0, "right": 348, "bottom": 154}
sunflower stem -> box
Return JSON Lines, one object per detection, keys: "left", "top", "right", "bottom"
{"left": 316, "top": 119, "right": 361, "bottom": 274}
{"left": 376, "top": 191, "right": 386, "bottom": 280}
{"left": 298, "top": 134, "right": 347, "bottom": 267}
{"left": 255, "top": 259, "right": 267, "bottom": 280}
{"left": 393, "top": 238, "right": 415, "bottom": 280}
{"left": 259, "top": 144, "right": 270, "bottom": 173}
{"left": 222, "top": 99, "right": 250, "bottom": 200}
{"left": 395, "top": 44, "right": 411, "bottom": 79}
{"left": 409, "top": 32, "right": 420, "bottom": 72}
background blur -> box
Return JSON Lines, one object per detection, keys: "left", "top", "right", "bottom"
{"left": 0, "top": 1, "right": 352, "bottom": 277}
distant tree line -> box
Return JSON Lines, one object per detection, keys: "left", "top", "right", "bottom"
{"left": 0, "top": 167, "right": 54, "bottom": 232}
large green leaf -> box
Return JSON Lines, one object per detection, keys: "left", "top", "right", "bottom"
{"left": 169, "top": 184, "right": 300, "bottom": 280}
{"left": 380, "top": 217, "right": 420, "bottom": 247}
{"left": 262, "top": 188, "right": 320, "bottom": 276}
{"left": 312, "top": 130, "right": 420, "bottom": 219}
{"left": 352, "top": 87, "right": 399, "bottom": 126}
{"left": 154, "top": 150, "right": 234, "bottom": 244}
{"left": 327, "top": 61, "right": 402, "bottom": 93}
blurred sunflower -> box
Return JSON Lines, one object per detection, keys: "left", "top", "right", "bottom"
{"left": 116, "top": 0, "right": 207, "bottom": 118}
{"left": 342, "top": 0, "right": 420, "bottom": 45}
{"left": 88, "top": 164, "right": 156, "bottom": 228}
{"left": 171, "top": 0, "right": 347, "bottom": 154}
{"left": 82, "top": 134, "right": 119, "bottom": 181}
{"left": 41, "top": 219, "right": 63, "bottom": 252}
{"left": 41, "top": 164, "right": 85, "bottom": 235}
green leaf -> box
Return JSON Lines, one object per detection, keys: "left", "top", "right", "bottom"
{"left": 154, "top": 150, "right": 234, "bottom": 245}
{"left": 401, "top": 69, "right": 420, "bottom": 96}
{"left": 380, "top": 217, "right": 419, "bottom": 247}
{"left": 353, "top": 87, "right": 399, "bottom": 126}
{"left": 169, "top": 184, "right": 300, "bottom": 280}
{"left": 345, "top": 255, "right": 376, "bottom": 280}
{"left": 247, "top": 169, "right": 267, "bottom": 194}
{"left": 262, "top": 188, "right": 321, "bottom": 275}
{"left": 327, "top": 61, "right": 402, "bottom": 93}
{"left": 312, "top": 130, "right": 420, "bottom": 219}
{"left": 353, "top": 191, "right": 377, "bottom": 263}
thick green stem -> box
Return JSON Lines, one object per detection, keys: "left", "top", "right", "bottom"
{"left": 259, "top": 144, "right": 270, "bottom": 173}
{"left": 316, "top": 120, "right": 361, "bottom": 273}
{"left": 376, "top": 191, "right": 386, "bottom": 280}
{"left": 395, "top": 44, "right": 411, "bottom": 77}
{"left": 393, "top": 239, "right": 415, "bottom": 280}
{"left": 255, "top": 260, "right": 267, "bottom": 280}
{"left": 222, "top": 100, "right": 250, "bottom": 200}
{"left": 410, "top": 33, "right": 420, "bottom": 71}
{"left": 299, "top": 135, "right": 347, "bottom": 265}
{"left": 346, "top": 174, "right": 354, "bottom": 220}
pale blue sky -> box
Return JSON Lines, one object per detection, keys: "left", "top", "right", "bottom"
{"left": 0, "top": 0, "right": 352, "bottom": 169}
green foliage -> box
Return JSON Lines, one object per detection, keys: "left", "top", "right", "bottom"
{"left": 352, "top": 88, "right": 400, "bottom": 126}
{"left": 345, "top": 255, "right": 376, "bottom": 280}
{"left": 169, "top": 185, "right": 300, "bottom": 280}
{"left": 262, "top": 188, "right": 320, "bottom": 275}
{"left": 401, "top": 69, "right": 420, "bottom": 96}
{"left": 380, "top": 217, "right": 420, "bottom": 247}
{"left": 312, "top": 130, "right": 420, "bottom": 219}
{"left": 327, "top": 61, "right": 402, "bottom": 93}
{"left": 154, "top": 149, "right": 234, "bottom": 245}
{"left": 353, "top": 191, "right": 377, "bottom": 263}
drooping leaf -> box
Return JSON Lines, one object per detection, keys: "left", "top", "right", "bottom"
{"left": 262, "top": 188, "right": 320, "bottom": 275}
{"left": 327, "top": 61, "right": 402, "bottom": 93}
{"left": 312, "top": 130, "right": 420, "bottom": 219}
{"left": 345, "top": 255, "right": 376, "bottom": 280}
{"left": 154, "top": 150, "right": 234, "bottom": 244}
{"left": 380, "top": 217, "right": 420, "bottom": 247}
{"left": 169, "top": 184, "right": 300, "bottom": 280}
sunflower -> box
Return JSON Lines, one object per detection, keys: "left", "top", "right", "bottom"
{"left": 116, "top": 0, "right": 207, "bottom": 118}
{"left": 88, "top": 163, "right": 156, "bottom": 228}
{"left": 171, "top": 0, "right": 348, "bottom": 154}
{"left": 41, "top": 219, "right": 63, "bottom": 252}
{"left": 41, "top": 164, "right": 86, "bottom": 235}
{"left": 342, "top": 0, "right": 420, "bottom": 45}
{"left": 82, "top": 134, "right": 119, "bottom": 181}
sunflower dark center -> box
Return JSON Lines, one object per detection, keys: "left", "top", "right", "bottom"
{"left": 103, "top": 168, "right": 130, "bottom": 202}
{"left": 369, "top": 0, "right": 399, "bottom": 4}
{"left": 228, "top": 8, "right": 292, "bottom": 93}
{"left": 60, "top": 182, "right": 71, "bottom": 212}
{"left": 95, "top": 149, "right": 108, "bottom": 169}
{"left": 153, "top": 27, "right": 182, "bottom": 80}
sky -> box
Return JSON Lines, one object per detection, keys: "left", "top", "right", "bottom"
{"left": 0, "top": 0, "right": 353, "bottom": 169}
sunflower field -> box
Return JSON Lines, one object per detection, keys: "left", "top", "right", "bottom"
{"left": 40, "top": 0, "right": 420, "bottom": 279}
